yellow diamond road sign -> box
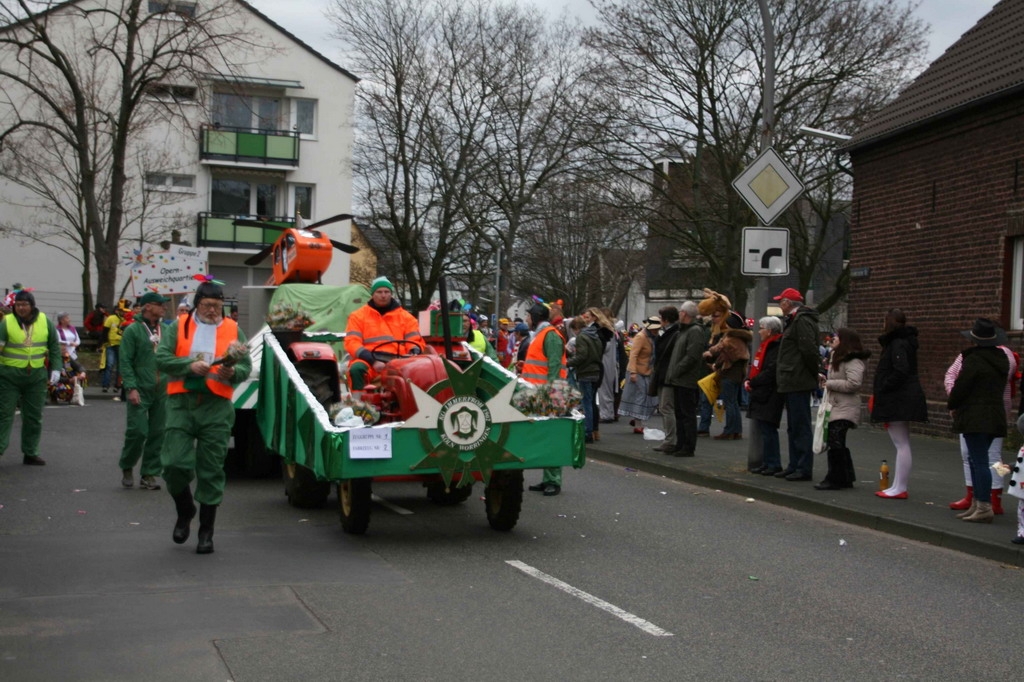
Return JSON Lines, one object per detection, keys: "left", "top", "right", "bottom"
{"left": 732, "top": 148, "right": 804, "bottom": 226}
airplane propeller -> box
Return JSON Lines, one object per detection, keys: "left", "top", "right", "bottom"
{"left": 234, "top": 213, "right": 360, "bottom": 266}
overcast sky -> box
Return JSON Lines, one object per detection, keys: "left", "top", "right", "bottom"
{"left": 246, "top": 0, "right": 998, "bottom": 70}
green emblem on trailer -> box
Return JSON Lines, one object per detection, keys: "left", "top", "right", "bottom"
{"left": 404, "top": 357, "right": 531, "bottom": 488}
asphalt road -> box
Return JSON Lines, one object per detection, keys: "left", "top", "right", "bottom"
{"left": 2, "top": 397, "right": 1023, "bottom": 681}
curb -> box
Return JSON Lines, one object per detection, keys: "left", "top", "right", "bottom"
{"left": 586, "top": 446, "right": 1024, "bottom": 567}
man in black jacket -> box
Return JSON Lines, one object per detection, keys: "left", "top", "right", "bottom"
{"left": 650, "top": 306, "right": 681, "bottom": 452}
{"left": 665, "top": 301, "right": 708, "bottom": 457}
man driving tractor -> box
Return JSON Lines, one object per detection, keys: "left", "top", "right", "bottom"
{"left": 344, "top": 276, "right": 425, "bottom": 390}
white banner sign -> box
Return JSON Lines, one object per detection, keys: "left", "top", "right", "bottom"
{"left": 348, "top": 427, "right": 394, "bottom": 460}
{"left": 124, "top": 244, "right": 208, "bottom": 296}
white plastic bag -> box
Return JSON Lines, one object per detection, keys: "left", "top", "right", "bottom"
{"left": 643, "top": 428, "right": 666, "bottom": 441}
{"left": 73, "top": 383, "right": 85, "bottom": 407}
{"left": 812, "top": 389, "right": 829, "bottom": 453}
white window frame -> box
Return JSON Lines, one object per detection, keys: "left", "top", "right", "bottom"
{"left": 291, "top": 184, "right": 314, "bottom": 221}
{"left": 291, "top": 99, "right": 317, "bottom": 139}
{"left": 148, "top": 1, "right": 197, "bottom": 19}
{"left": 1012, "top": 237, "right": 1024, "bottom": 330}
{"left": 144, "top": 83, "right": 198, "bottom": 104}
{"left": 145, "top": 173, "right": 195, "bottom": 193}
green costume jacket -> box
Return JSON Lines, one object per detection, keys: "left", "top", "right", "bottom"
{"left": 120, "top": 318, "right": 168, "bottom": 393}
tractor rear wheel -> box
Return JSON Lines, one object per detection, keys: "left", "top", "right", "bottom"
{"left": 283, "top": 461, "right": 331, "bottom": 508}
{"left": 484, "top": 470, "right": 523, "bottom": 531}
{"left": 338, "top": 478, "right": 372, "bottom": 534}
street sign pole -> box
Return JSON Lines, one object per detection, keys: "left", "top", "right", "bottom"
{"left": 750, "top": 0, "right": 775, "bottom": 471}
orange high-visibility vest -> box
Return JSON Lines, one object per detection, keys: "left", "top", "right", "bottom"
{"left": 521, "top": 325, "right": 567, "bottom": 385}
{"left": 167, "top": 315, "right": 239, "bottom": 399}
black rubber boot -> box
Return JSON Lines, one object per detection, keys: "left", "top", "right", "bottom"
{"left": 841, "top": 448, "right": 856, "bottom": 488}
{"left": 196, "top": 504, "right": 217, "bottom": 555}
{"left": 814, "top": 450, "right": 843, "bottom": 490}
{"left": 171, "top": 488, "right": 196, "bottom": 544}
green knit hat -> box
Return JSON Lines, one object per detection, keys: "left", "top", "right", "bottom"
{"left": 370, "top": 276, "right": 394, "bottom": 293}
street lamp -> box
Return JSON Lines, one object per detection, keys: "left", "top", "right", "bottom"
{"left": 797, "top": 126, "right": 852, "bottom": 143}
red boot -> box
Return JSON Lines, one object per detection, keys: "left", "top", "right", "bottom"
{"left": 991, "top": 488, "right": 1004, "bottom": 515}
{"left": 949, "top": 486, "right": 973, "bottom": 510}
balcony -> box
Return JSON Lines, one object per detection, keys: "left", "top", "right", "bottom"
{"left": 197, "top": 212, "right": 294, "bottom": 250}
{"left": 199, "top": 125, "right": 300, "bottom": 167}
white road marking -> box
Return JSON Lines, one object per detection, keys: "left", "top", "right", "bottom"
{"left": 371, "top": 493, "right": 414, "bottom": 515}
{"left": 505, "top": 560, "right": 674, "bottom": 637}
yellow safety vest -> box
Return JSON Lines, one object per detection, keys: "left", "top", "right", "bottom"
{"left": 1, "top": 313, "right": 50, "bottom": 369}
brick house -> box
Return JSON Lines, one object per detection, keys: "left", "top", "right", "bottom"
{"left": 843, "top": 0, "right": 1024, "bottom": 435}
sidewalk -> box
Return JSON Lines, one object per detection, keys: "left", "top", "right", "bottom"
{"left": 584, "top": 413, "right": 1024, "bottom": 566}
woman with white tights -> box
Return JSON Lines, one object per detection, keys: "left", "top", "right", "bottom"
{"left": 871, "top": 309, "right": 928, "bottom": 499}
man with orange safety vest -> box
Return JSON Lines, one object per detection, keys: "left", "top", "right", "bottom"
{"left": 521, "top": 301, "right": 568, "bottom": 496}
{"left": 156, "top": 279, "right": 250, "bottom": 554}
{"left": 344, "top": 276, "right": 425, "bottom": 390}
{"left": 0, "top": 289, "right": 61, "bottom": 466}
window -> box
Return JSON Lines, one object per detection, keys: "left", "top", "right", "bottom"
{"left": 211, "top": 179, "right": 250, "bottom": 214}
{"left": 145, "top": 173, "right": 195, "bottom": 192}
{"left": 293, "top": 99, "right": 316, "bottom": 137}
{"left": 294, "top": 185, "right": 313, "bottom": 220}
{"left": 148, "top": 1, "right": 196, "bottom": 18}
{"left": 145, "top": 84, "right": 197, "bottom": 103}
{"left": 212, "top": 93, "right": 282, "bottom": 132}
{"left": 211, "top": 179, "right": 282, "bottom": 217}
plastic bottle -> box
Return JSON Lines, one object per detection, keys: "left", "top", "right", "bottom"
{"left": 879, "top": 459, "right": 890, "bottom": 490}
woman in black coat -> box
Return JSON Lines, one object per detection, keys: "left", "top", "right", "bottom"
{"left": 947, "top": 318, "right": 1009, "bottom": 523}
{"left": 872, "top": 309, "right": 928, "bottom": 499}
{"left": 747, "top": 316, "right": 786, "bottom": 475}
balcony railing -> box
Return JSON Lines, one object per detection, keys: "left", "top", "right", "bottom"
{"left": 199, "top": 124, "right": 300, "bottom": 166}
{"left": 197, "top": 212, "right": 295, "bottom": 250}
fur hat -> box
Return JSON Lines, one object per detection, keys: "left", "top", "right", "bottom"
{"left": 697, "top": 288, "right": 731, "bottom": 317}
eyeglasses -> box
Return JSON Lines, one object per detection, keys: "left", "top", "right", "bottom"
{"left": 197, "top": 301, "right": 221, "bottom": 311}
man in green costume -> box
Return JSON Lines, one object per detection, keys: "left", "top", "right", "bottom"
{"left": 157, "top": 279, "right": 250, "bottom": 554}
{"left": 118, "top": 291, "right": 171, "bottom": 490}
{"left": 0, "top": 289, "right": 61, "bottom": 465}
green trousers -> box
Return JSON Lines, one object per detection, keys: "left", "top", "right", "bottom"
{"left": 160, "top": 392, "right": 235, "bottom": 505}
{"left": 541, "top": 466, "right": 562, "bottom": 487}
{"left": 118, "top": 387, "right": 167, "bottom": 476}
{"left": 0, "top": 365, "right": 47, "bottom": 458}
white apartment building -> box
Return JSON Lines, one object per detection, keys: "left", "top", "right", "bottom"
{"left": 0, "top": 0, "right": 358, "bottom": 327}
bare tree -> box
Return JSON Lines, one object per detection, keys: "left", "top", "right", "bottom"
{"left": 584, "top": 0, "right": 928, "bottom": 311}
{"left": 513, "top": 173, "right": 647, "bottom": 313}
{"left": 328, "top": 0, "right": 484, "bottom": 309}
{"left": 329, "top": 0, "right": 605, "bottom": 310}
{"left": 0, "top": 0, "right": 264, "bottom": 315}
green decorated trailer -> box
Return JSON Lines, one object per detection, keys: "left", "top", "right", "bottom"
{"left": 254, "top": 329, "right": 585, "bottom": 534}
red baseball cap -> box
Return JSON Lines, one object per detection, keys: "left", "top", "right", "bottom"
{"left": 772, "top": 287, "right": 803, "bottom": 302}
